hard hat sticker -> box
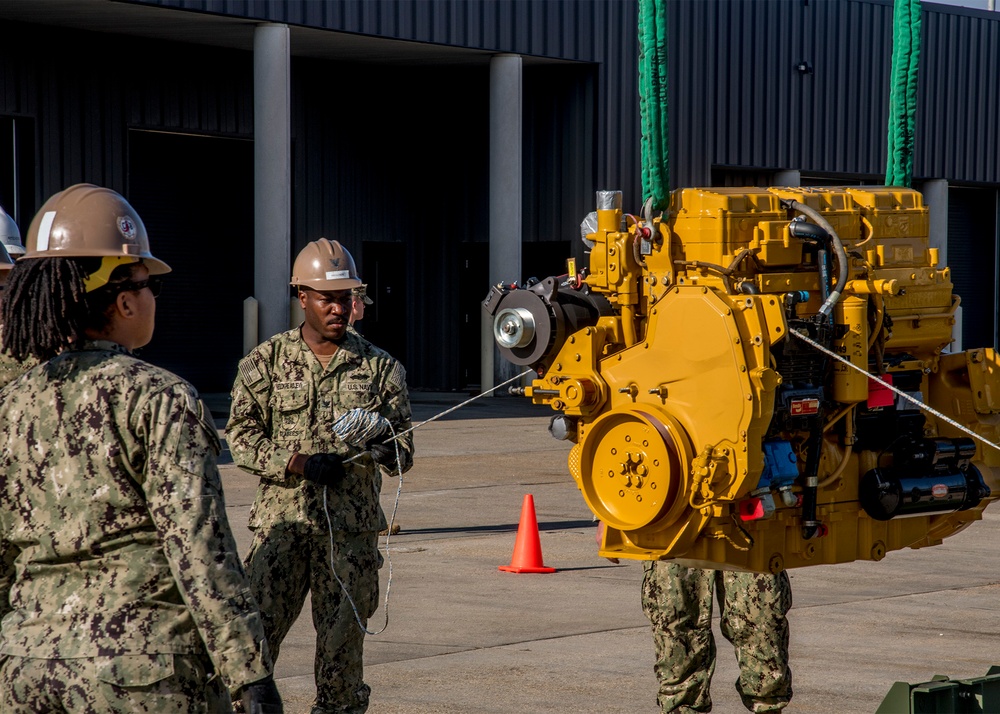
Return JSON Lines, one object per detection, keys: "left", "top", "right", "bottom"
{"left": 325, "top": 270, "right": 350, "bottom": 280}
{"left": 117, "top": 216, "right": 137, "bottom": 240}
{"left": 36, "top": 211, "right": 57, "bottom": 251}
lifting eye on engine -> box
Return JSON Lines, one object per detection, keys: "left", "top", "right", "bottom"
{"left": 493, "top": 307, "right": 536, "bottom": 349}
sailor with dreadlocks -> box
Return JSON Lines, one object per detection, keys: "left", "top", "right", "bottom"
{"left": 0, "top": 184, "right": 283, "bottom": 712}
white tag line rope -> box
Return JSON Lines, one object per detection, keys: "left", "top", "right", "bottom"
{"left": 790, "top": 328, "right": 1000, "bottom": 454}
{"left": 325, "top": 367, "right": 536, "bottom": 636}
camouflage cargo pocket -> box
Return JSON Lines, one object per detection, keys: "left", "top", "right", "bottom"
{"left": 273, "top": 387, "right": 310, "bottom": 442}
{"left": 94, "top": 653, "right": 175, "bottom": 687}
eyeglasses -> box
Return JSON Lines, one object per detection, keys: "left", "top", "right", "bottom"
{"left": 109, "top": 275, "right": 163, "bottom": 298}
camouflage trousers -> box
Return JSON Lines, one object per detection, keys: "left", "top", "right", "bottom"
{"left": 0, "top": 653, "right": 230, "bottom": 713}
{"left": 245, "top": 526, "right": 379, "bottom": 714}
{"left": 640, "top": 561, "right": 792, "bottom": 713}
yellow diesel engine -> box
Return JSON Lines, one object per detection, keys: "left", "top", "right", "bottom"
{"left": 484, "top": 187, "right": 1000, "bottom": 573}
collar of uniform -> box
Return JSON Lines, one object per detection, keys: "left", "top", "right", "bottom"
{"left": 76, "top": 339, "right": 131, "bottom": 355}
{"left": 291, "top": 326, "right": 364, "bottom": 371}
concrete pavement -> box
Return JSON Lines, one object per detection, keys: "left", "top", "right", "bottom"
{"left": 217, "top": 395, "right": 1000, "bottom": 714}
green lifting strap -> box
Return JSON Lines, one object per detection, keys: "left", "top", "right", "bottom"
{"left": 638, "top": 0, "right": 670, "bottom": 210}
{"left": 885, "top": 0, "right": 922, "bottom": 188}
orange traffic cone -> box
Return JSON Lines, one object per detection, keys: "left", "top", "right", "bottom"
{"left": 499, "top": 494, "right": 556, "bottom": 573}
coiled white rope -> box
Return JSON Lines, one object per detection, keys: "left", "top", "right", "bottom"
{"left": 332, "top": 409, "right": 391, "bottom": 447}
{"left": 790, "top": 328, "right": 1000, "bottom": 453}
{"left": 323, "top": 368, "right": 535, "bottom": 635}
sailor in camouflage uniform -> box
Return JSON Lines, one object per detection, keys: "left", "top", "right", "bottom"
{"left": 228, "top": 238, "right": 414, "bottom": 714}
{"left": 349, "top": 283, "right": 372, "bottom": 327}
{"left": 641, "top": 562, "right": 792, "bottom": 713}
{"left": 0, "top": 184, "right": 282, "bottom": 713}
{"left": 0, "top": 206, "right": 34, "bottom": 390}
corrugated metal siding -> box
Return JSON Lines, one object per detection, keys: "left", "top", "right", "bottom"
{"left": 288, "top": 60, "right": 495, "bottom": 389}
{"left": 948, "top": 187, "right": 999, "bottom": 348}
{"left": 668, "top": 0, "right": 894, "bottom": 186}
{"left": 666, "top": 0, "right": 999, "bottom": 187}
{"left": 286, "top": 59, "right": 594, "bottom": 388}
{"left": 0, "top": 21, "right": 253, "bottom": 204}
{"left": 597, "top": 0, "right": 640, "bottom": 204}
{"left": 127, "top": 0, "right": 999, "bottom": 191}
{"left": 128, "top": 0, "right": 642, "bottom": 202}
{"left": 918, "top": 8, "right": 1000, "bottom": 183}
{"left": 134, "top": 0, "right": 611, "bottom": 61}
{"left": 0, "top": 15, "right": 595, "bottom": 390}
{"left": 4, "top": 0, "right": 999, "bottom": 388}
{"left": 523, "top": 64, "right": 597, "bottom": 249}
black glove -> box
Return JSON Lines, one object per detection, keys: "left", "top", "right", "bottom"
{"left": 241, "top": 675, "right": 283, "bottom": 714}
{"left": 302, "top": 453, "right": 346, "bottom": 488}
{"left": 367, "top": 440, "right": 398, "bottom": 470}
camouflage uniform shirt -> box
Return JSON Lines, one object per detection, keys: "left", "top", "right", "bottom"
{"left": 0, "top": 340, "right": 272, "bottom": 693}
{"left": 0, "top": 326, "right": 36, "bottom": 390}
{"left": 227, "top": 327, "right": 414, "bottom": 534}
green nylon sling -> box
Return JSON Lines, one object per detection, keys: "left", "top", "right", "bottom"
{"left": 885, "top": 0, "right": 922, "bottom": 188}
{"left": 638, "top": 0, "right": 670, "bottom": 210}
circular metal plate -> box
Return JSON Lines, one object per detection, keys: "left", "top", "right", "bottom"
{"left": 579, "top": 407, "right": 691, "bottom": 532}
{"left": 493, "top": 289, "right": 557, "bottom": 365}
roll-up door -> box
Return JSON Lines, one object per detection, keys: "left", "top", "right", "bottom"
{"left": 948, "top": 187, "right": 999, "bottom": 351}
{"left": 127, "top": 129, "right": 254, "bottom": 394}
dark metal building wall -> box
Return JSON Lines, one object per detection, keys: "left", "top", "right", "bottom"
{"left": 0, "top": 22, "right": 253, "bottom": 203}
{"left": 0, "top": 22, "right": 257, "bottom": 392}
{"left": 4, "top": 0, "right": 999, "bottom": 385}
{"left": 523, "top": 64, "right": 598, "bottom": 248}
{"left": 667, "top": 0, "right": 999, "bottom": 188}
{"left": 289, "top": 60, "right": 494, "bottom": 389}
{"left": 288, "top": 59, "right": 594, "bottom": 388}
{"left": 668, "top": 0, "right": 893, "bottom": 186}
{"left": 128, "top": 0, "right": 644, "bottom": 210}
{"left": 125, "top": 0, "right": 999, "bottom": 191}
{"left": 918, "top": 7, "right": 1000, "bottom": 183}
{"left": 130, "top": 0, "right": 613, "bottom": 59}
{"left": 0, "top": 16, "right": 596, "bottom": 390}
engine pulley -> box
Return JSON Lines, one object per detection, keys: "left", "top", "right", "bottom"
{"left": 483, "top": 277, "right": 613, "bottom": 367}
{"left": 578, "top": 407, "right": 691, "bottom": 532}
{"left": 494, "top": 307, "right": 537, "bottom": 349}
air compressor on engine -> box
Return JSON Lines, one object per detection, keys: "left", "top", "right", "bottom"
{"left": 484, "top": 186, "right": 1000, "bottom": 573}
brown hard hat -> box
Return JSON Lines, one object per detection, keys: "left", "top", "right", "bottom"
{"left": 290, "top": 238, "right": 361, "bottom": 291}
{"left": 23, "top": 184, "right": 171, "bottom": 275}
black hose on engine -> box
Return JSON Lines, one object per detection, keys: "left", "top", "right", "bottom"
{"left": 801, "top": 423, "right": 825, "bottom": 540}
{"left": 784, "top": 199, "right": 849, "bottom": 318}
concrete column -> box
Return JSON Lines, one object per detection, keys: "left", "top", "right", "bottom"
{"left": 773, "top": 169, "right": 802, "bottom": 186}
{"left": 254, "top": 23, "right": 292, "bottom": 342}
{"left": 242, "top": 297, "right": 258, "bottom": 356}
{"left": 921, "top": 179, "right": 958, "bottom": 351}
{"left": 483, "top": 54, "right": 523, "bottom": 391}
{"left": 922, "top": 179, "right": 949, "bottom": 268}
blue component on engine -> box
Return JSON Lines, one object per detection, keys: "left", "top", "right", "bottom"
{"left": 760, "top": 440, "right": 799, "bottom": 489}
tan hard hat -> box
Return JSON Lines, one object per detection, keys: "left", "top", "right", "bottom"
{"left": 23, "top": 184, "right": 171, "bottom": 276}
{"left": 0, "top": 204, "right": 24, "bottom": 256}
{"left": 290, "top": 238, "right": 361, "bottom": 291}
